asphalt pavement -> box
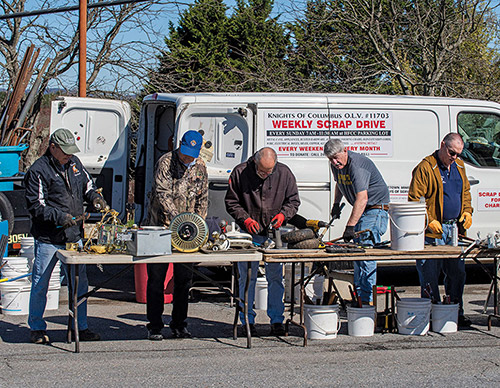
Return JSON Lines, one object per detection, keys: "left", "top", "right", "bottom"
{"left": 1, "top": 267, "right": 499, "bottom": 387}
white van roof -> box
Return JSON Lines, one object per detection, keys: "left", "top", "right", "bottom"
{"left": 143, "top": 92, "right": 500, "bottom": 109}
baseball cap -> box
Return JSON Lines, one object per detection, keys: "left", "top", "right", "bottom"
{"left": 180, "top": 130, "right": 203, "bottom": 158}
{"left": 50, "top": 128, "right": 80, "bottom": 155}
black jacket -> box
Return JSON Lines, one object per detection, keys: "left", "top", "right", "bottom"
{"left": 225, "top": 156, "right": 300, "bottom": 235}
{"left": 24, "top": 151, "right": 100, "bottom": 244}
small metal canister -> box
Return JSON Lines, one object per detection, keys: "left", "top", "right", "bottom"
{"left": 451, "top": 223, "right": 458, "bottom": 246}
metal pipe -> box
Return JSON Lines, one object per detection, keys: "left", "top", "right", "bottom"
{"left": 17, "top": 57, "right": 51, "bottom": 129}
{"left": 79, "top": 0, "right": 87, "bottom": 97}
{"left": 0, "top": 0, "right": 158, "bottom": 20}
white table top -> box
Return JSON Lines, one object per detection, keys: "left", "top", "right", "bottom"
{"left": 56, "top": 249, "right": 262, "bottom": 265}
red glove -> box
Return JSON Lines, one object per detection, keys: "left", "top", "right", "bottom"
{"left": 271, "top": 213, "right": 285, "bottom": 229}
{"left": 244, "top": 217, "right": 261, "bottom": 234}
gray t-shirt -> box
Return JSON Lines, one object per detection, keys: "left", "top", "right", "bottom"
{"left": 331, "top": 151, "right": 390, "bottom": 206}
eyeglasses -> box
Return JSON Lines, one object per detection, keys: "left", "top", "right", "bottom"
{"left": 446, "top": 146, "right": 461, "bottom": 158}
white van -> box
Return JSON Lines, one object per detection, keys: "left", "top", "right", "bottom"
{"left": 50, "top": 93, "right": 500, "bottom": 240}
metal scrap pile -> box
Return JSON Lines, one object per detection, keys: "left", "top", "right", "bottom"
{"left": 0, "top": 44, "right": 50, "bottom": 147}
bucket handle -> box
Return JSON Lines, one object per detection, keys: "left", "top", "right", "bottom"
{"left": 307, "top": 312, "right": 341, "bottom": 335}
{"left": 1, "top": 288, "right": 23, "bottom": 310}
{"left": 396, "top": 310, "right": 430, "bottom": 328}
{"left": 389, "top": 211, "right": 428, "bottom": 235}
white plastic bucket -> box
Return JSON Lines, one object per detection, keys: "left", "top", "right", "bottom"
{"left": 304, "top": 304, "right": 340, "bottom": 339}
{"left": 1, "top": 257, "right": 30, "bottom": 282}
{"left": 20, "top": 237, "right": 35, "bottom": 259}
{"left": 49, "top": 264, "right": 61, "bottom": 287}
{"left": 254, "top": 277, "right": 268, "bottom": 310}
{"left": 292, "top": 275, "right": 324, "bottom": 304}
{"left": 347, "top": 306, "right": 376, "bottom": 337}
{"left": 389, "top": 202, "right": 427, "bottom": 251}
{"left": 0, "top": 282, "right": 31, "bottom": 315}
{"left": 312, "top": 276, "right": 325, "bottom": 304}
{"left": 431, "top": 303, "right": 459, "bottom": 333}
{"left": 397, "top": 298, "right": 431, "bottom": 335}
{"left": 46, "top": 287, "right": 60, "bottom": 311}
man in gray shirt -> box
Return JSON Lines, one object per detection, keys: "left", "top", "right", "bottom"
{"left": 324, "top": 139, "right": 390, "bottom": 304}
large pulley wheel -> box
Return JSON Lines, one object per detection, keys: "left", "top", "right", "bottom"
{"left": 169, "top": 212, "right": 209, "bottom": 253}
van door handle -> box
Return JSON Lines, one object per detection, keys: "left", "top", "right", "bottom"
{"left": 468, "top": 177, "right": 479, "bottom": 186}
{"left": 209, "top": 182, "right": 229, "bottom": 190}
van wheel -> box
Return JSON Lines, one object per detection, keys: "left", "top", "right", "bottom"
{"left": 0, "top": 192, "right": 14, "bottom": 235}
{"left": 288, "top": 238, "right": 320, "bottom": 249}
{"left": 281, "top": 229, "right": 315, "bottom": 244}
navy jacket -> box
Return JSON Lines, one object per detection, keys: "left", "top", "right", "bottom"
{"left": 24, "top": 151, "right": 100, "bottom": 244}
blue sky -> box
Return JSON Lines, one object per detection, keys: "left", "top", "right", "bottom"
{"left": 5, "top": 1, "right": 498, "bottom": 94}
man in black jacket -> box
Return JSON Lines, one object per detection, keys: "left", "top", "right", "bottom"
{"left": 24, "top": 128, "right": 107, "bottom": 344}
{"left": 225, "top": 147, "right": 300, "bottom": 336}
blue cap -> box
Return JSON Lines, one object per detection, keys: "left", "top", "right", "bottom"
{"left": 180, "top": 130, "right": 203, "bottom": 158}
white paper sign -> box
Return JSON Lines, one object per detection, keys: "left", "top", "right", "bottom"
{"left": 477, "top": 190, "right": 500, "bottom": 210}
{"left": 264, "top": 109, "right": 393, "bottom": 158}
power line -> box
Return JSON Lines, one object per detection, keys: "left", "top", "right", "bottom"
{"left": 0, "top": 0, "right": 156, "bottom": 20}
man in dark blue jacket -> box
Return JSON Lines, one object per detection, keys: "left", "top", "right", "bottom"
{"left": 24, "top": 128, "right": 108, "bottom": 344}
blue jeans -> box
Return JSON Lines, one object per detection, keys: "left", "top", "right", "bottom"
{"left": 416, "top": 223, "right": 466, "bottom": 315}
{"left": 353, "top": 208, "right": 388, "bottom": 302}
{"left": 238, "top": 235, "right": 284, "bottom": 325}
{"left": 29, "top": 240, "right": 89, "bottom": 331}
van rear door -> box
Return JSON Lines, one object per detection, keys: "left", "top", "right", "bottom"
{"left": 50, "top": 97, "right": 131, "bottom": 219}
{"left": 451, "top": 106, "right": 500, "bottom": 236}
{"left": 176, "top": 104, "right": 254, "bottom": 220}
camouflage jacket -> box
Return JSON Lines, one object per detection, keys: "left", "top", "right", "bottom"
{"left": 146, "top": 150, "right": 208, "bottom": 227}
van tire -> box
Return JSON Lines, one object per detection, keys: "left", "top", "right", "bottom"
{"left": 281, "top": 229, "right": 315, "bottom": 244}
{"left": 0, "top": 192, "right": 15, "bottom": 235}
{"left": 288, "top": 238, "right": 320, "bottom": 249}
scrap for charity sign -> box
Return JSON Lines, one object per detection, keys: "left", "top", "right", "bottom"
{"left": 264, "top": 109, "right": 393, "bottom": 158}
{"left": 477, "top": 190, "right": 500, "bottom": 211}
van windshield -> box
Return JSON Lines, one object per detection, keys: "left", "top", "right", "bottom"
{"left": 458, "top": 112, "right": 500, "bottom": 168}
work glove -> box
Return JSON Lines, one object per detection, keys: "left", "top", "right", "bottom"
{"left": 343, "top": 226, "right": 356, "bottom": 242}
{"left": 331, "top": 203, "right": 343, "bottom": 219}
{"left": 428, "top": 220, "right": 443, "bottom": 235}
{"left": 459, "top": 212, "right": 472, "bottom": 229}
{"left": 93, "top": 196, "right": 109, "bottom": 211}
{"left": 244, "top": 217, "right": 261, "bottom": 235}
{"left": 62, "top": 213, "right": 77, "bottom": 228}
{"left": 270, "top": 213, "right": 285, "bottom": 229}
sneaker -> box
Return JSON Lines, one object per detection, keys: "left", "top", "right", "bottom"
{"left": 147, "top": 329, "right": 164, "bottom": 341}
{"left": 270, "top": 322, "right": 286, "bottom": 336}
{"left": 30, "top": 330, "right": 50, "bottom": 344}
{"left": 72, "top": 329, "right": 101, "bottom": 341}
{"left": 241, "top": 324, "right": 258, "bottom": 337}
{"left": 171, "top": 327, "right": 192, "bottom": 339}
{"left": 458, "top": 315, "right": 472, "bottom": 328}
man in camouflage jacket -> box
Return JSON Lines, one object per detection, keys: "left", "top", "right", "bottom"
{"left": 145, "top": 130, "right": 208, "bottom": 340}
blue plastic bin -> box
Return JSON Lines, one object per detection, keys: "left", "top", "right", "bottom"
{"left": 0, "top": 144, "right": 29, "bottom": 191}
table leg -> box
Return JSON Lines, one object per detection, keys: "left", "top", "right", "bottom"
{"left": 244, "top": 261, "right": 251, "bottom": 349}
{"left": 488, "top": 257, "right": 500, "bottom": 330}
{"left": 284, "top": 262, "right": 308, "bottom": 345}
{"left": 232, "top": 263, "right": 239, "bottom": 340}
{"left": 66, "top": 263, "right": 73, "bottom": 344}
{"left": 73, "top": 264, "right": 80, "bottom": 353}
{"left": 300, "top": 263, "right": 307, "bottom": 346}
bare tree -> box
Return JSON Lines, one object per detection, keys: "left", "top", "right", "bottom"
{"left": 287, "top": 0, "right": 500, "bottom": 98}
{"left": 0, "top": 1, "right": 184, "bottom": 118}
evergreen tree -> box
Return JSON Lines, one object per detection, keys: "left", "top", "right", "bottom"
{"left": 227, "top": 0, "right": 292, "bottom": 91}
{"left": 149, "top": 0, "right": 232, "bottom": 92}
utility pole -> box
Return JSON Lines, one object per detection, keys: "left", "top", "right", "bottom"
{"left": 79, "top": 0, "right": 87, "bottom": 97}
